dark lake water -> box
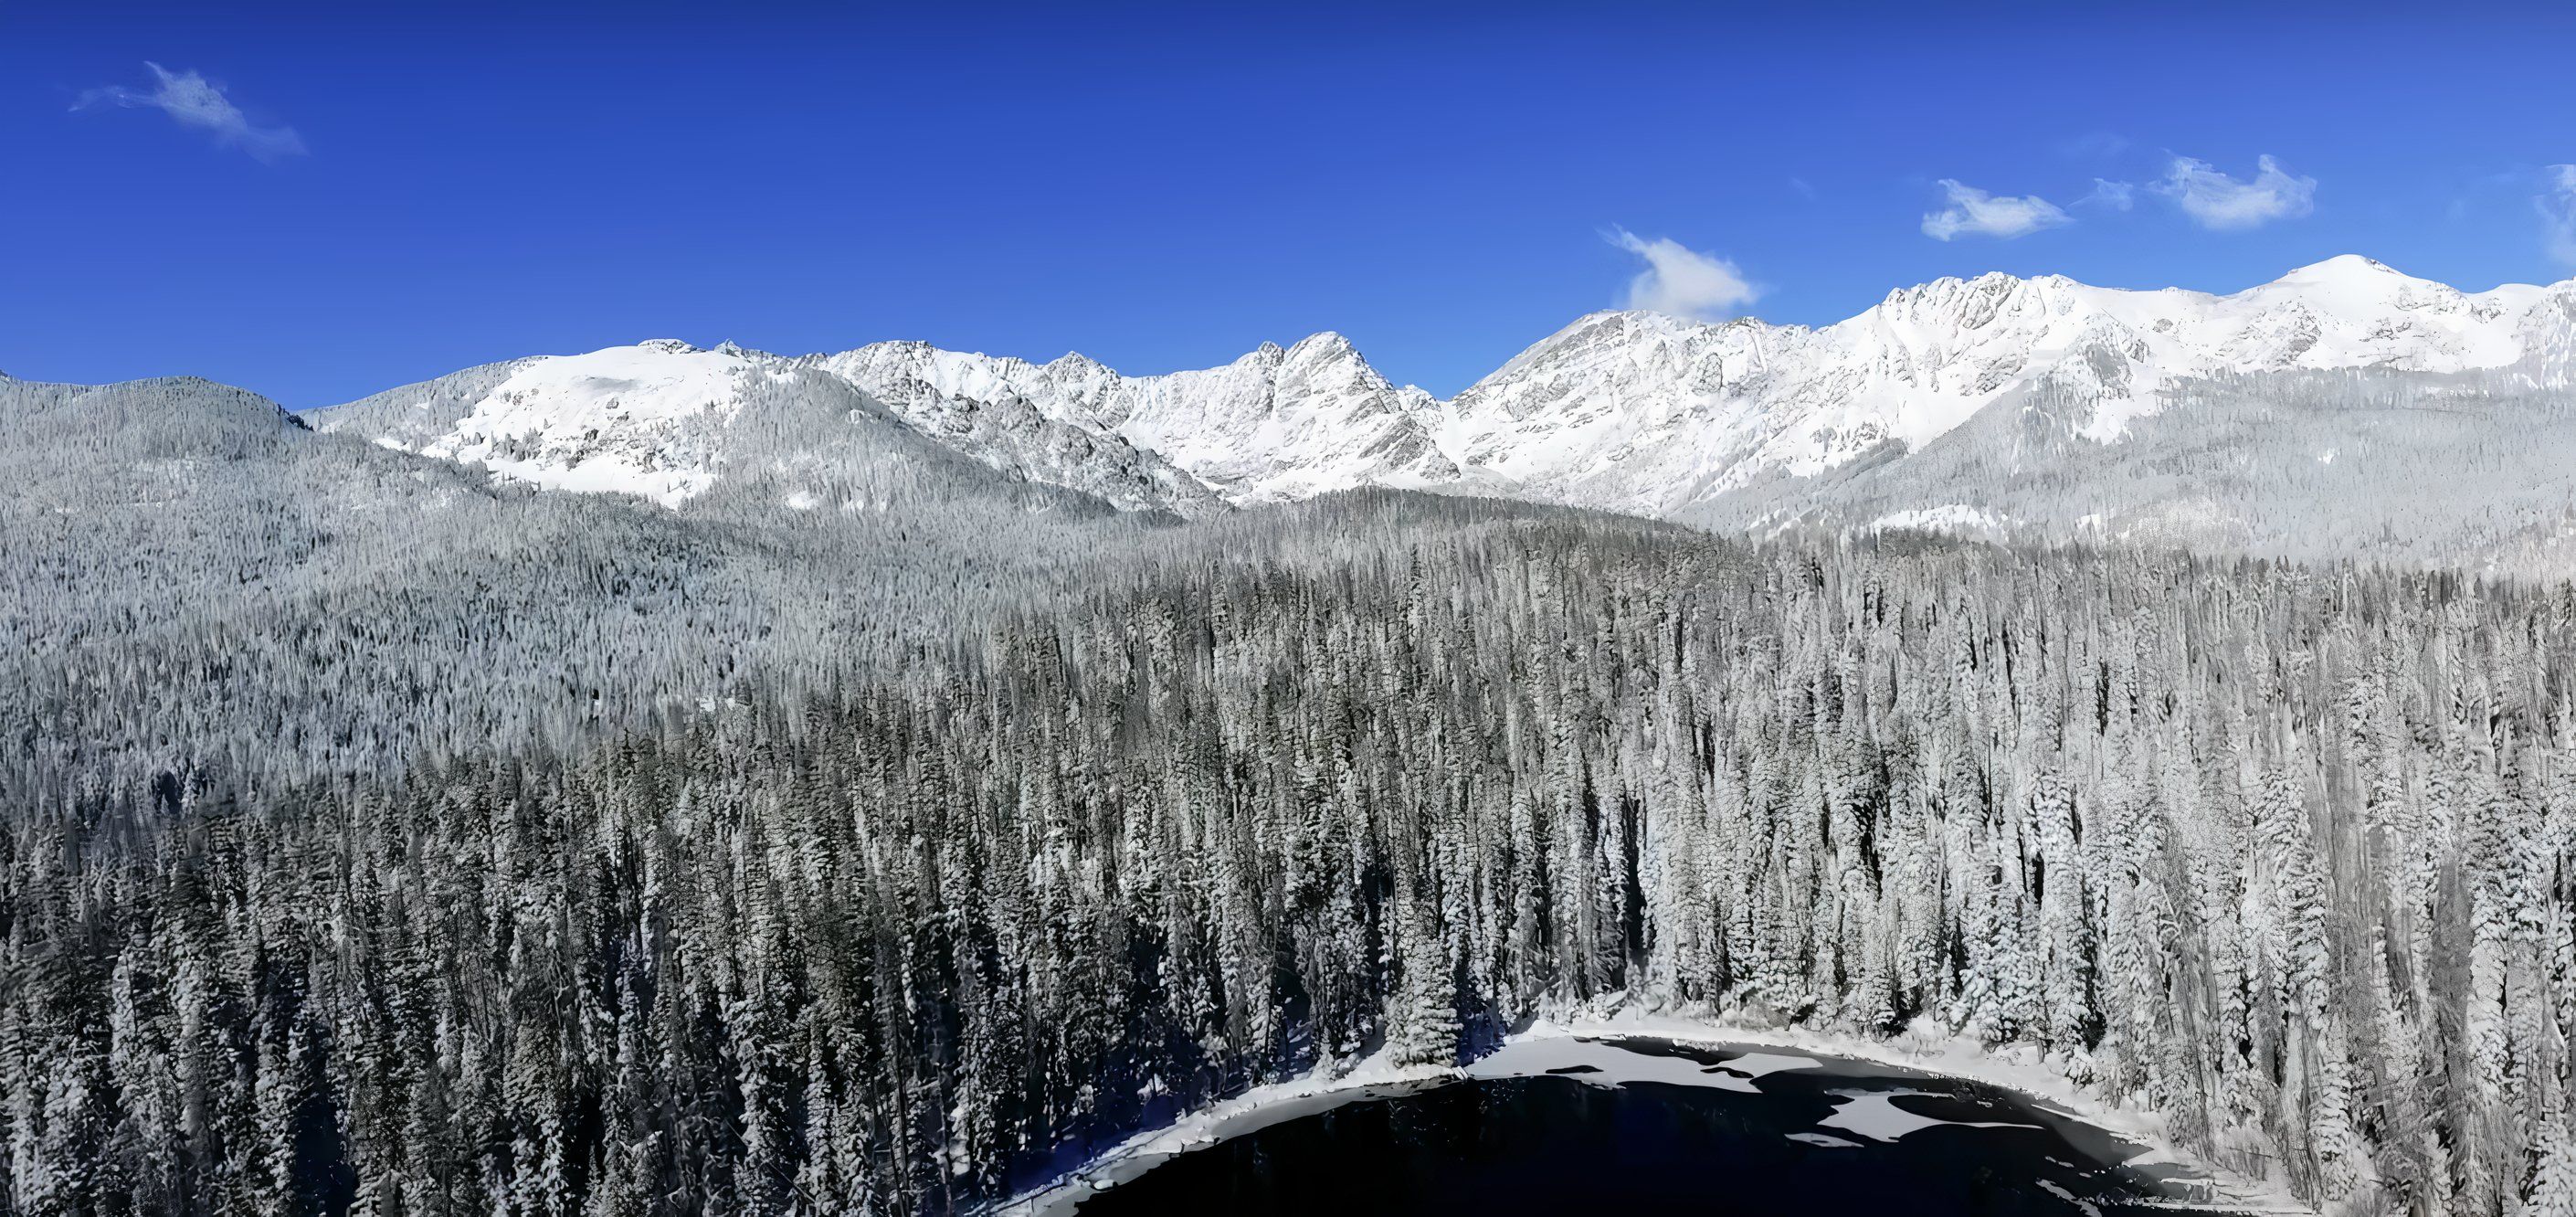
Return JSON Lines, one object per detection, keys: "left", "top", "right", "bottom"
{"left": 1066, "top": 1037, "right": 2244, "bottom": 1216}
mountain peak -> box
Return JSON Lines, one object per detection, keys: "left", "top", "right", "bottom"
{"left": 1285, "top": 331, "right": 1360, "bottom": 360}
{"left": 2287, "top": 253, "right": 2401, "bottom": 277}
{"left": 2267, "top": 254, "right": 2430, "bottom": 294}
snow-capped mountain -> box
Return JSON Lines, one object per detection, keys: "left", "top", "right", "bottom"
{"left": 1430, "top": 255, "right": 2573, "bottom": 519}
{"left": 315, "top": 257, "right": 2576, "bottom": 535}
{"left": 317, "top": 340, "right": 1230, "bottom": 518}
{"left": 819, "top": 332, "right": 1462, "bottom": 503}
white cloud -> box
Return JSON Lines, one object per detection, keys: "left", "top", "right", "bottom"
{"left": 1919, "top": 180, "right": 2072, "bottom": 241}
{"left": 2540, "top": 164, "right": 2576, "bottom": 269}
{"left": 2155, "top": 154, "right": 2314, "bottom": 230}
{"left": 1604, "top": 227, "right": 1760, "bottom": 320}
{"left": 75, "top": 62, "right": 305, "bottom": 162}
{"left": 2083, "top": 178, "right": 2137, "bottom": 211}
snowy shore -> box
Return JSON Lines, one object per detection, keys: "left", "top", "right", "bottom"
{"left": 993, "top": 1005, "right": 2311, "bottom": 1216}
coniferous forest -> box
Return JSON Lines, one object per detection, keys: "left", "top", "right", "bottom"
{"left": 7, "top": 435, "right": 2576, "bottom": 1214}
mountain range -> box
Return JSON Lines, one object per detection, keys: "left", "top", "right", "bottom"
{"left": 294, "top": 255, "right": 2576, "bottom": 568}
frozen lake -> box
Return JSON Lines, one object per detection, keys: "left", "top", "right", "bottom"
{"left": 1065, "top": 1037, "right": 2252, "bottom": 1216}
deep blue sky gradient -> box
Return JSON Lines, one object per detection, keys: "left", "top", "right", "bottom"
{"left": 5, "top": 1, "right": 2572, "bottom": 407}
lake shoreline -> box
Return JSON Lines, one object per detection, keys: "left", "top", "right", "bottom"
{"left": 991, "top": 1004, "right": 2310, "bottom": 1216}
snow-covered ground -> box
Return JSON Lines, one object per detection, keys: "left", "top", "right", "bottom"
{"left": 1869, "top": 503, "right": 2011, "bottom": 536}
{"left": 992, "top": 1045, "right": 1459, "bottom": 1215}
{"left": 993, "top": 1006, "right": 2311, "bottom": 1216}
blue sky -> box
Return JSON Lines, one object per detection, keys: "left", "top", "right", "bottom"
{"left": 6, "top": 1, "right": 2574, "bottom": 407}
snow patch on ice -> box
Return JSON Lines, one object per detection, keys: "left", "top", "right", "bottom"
{"left": 2036, "top": 1177, "right": 2106, "bottom": 1216}
{"left": 1723, "top": 1051, "right": 1828, "bottom": 1079}
{"left": 1817, "top": 1087, "right": 2040, "bottom": 1142}
{"left": 1787, "top": 1131, "right": 1863, "bottom": 1149}
{"left": 1462, "top": 1036, "right": 1816, "bottom": 1095}
{"left": 1527, "top": 1006, "right": 2309, "bottom": 1213}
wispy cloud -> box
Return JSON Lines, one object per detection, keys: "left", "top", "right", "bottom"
{"left": 2082, "top": 178, "right": 2137, "bottom": 211}
{"left": 2540, "top": 164, "right": 2576, "bottom": 269}
{"left": 1919, "top": 180, "right": 2071, "bottom": 241}
{"left": 2155, "top": 154, "right": 2314, "bottom": 230}
{"left": 75, "top": 62, "right": 304, "bottom": 162}
{"left": 1604, "top": 227, "right": 1761, "bottom": 321}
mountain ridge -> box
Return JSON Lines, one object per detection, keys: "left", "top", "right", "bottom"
{"left": 305, "top": 256, "right": 2576, "bottom": 558}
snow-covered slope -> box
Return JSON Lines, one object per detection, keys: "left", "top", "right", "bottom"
{"left": 316, "top": 341, "right": 1230, "bottom": 517}
{"left": 317, "top": 341, "right": 750, "bottom": 505}
{"left": 313, "top": 258, "right": 2576, "bottom": 541}
{"left": 818, "top": 331, "right": 1460, "bottom": 503}
{"left": 830, "top": 254, "right": 2573, "bottom": 521}
{"left": 1433, "top": 256, "right": 2575, "bottom": 518}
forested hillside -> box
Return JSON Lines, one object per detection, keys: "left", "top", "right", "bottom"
{"left": 0, "top": 373, "right": 1170, "bottom": 797}
{"left": 8, "top": 502, "right": 2575, "bottom": 1215}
